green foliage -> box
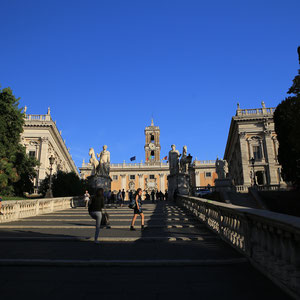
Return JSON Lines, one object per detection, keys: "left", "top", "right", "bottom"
{"left": 274, "top": 47, "right": 300, "bottom": 187}
{"left": 39, "top": 170, "right": 90, "bottom": 197}
{"left": 0, "top": 87, "right": 38, "bottom": 195}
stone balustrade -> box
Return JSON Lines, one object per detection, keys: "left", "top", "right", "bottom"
{"left": 0, "top": 197, "right": 82, "bottom": 224}
{"left": 25, "top": 114, "right": 51, "bottom": 121}
{"left": 235, "top": 185, "right": 250, "bottom": 193}
{"left": 236, "top": 107, "right": 276, "bottom": 116}
{"left": 177, "top": 195, "right": 300, "bottom": 299}
{"left": 193, "top": 160, "right": 216, "bottom": 165}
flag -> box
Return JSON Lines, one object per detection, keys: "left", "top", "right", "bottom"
{"left": 163, "top": 156, "right": 168, "bottom": 160}
{"left": 146, "top": 157, "right": 148, "bottom": 161}
{"left": 130, "top": 156, "right": 136, "bottom": 161}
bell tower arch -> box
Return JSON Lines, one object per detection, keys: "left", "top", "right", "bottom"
{"left": 144, "top": 119, "right": 161, "bottom": 163}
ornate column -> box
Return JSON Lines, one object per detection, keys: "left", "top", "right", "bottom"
{"left": 239, "top": 132, "right": 251, "bottom": 185}
{"left": 195, "top": 171, "right": 200, "bottom": 187}
{"left": 272, "top": 136, "right": 279, "bottom": 162}
{"left": 39, "top": 137, "right": 49, "bottom": 182}
{"left": 120, "top": 174, "right": 126, "bottom": 190}
{"left": 138, "top": 174, "right": 144, "bottom": 190}
{"left": 259, "top": 139, "right": 265, "bottom": 160}
{"left": 246, "top": 138, "right": 253, "bottom": 159}
{"left": 264, "top": 131, "right": 278, "bottom": 184}
{"left": 159, "top": 173, "right": 165, "bottom": 192}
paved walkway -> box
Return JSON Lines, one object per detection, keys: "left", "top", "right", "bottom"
{"left": 0, "top": 201, "right": 290, "bottom": 299}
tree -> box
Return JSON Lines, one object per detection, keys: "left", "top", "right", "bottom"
{"left": 274, "top": 47, "right": 300, "bottom": 187}
{"left": 39, "top": 170, "right": 89, "bottom": 197}
{"left": 0, "top": 87, "right": 38, "bottom": 195}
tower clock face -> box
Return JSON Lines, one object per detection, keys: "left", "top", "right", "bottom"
{"left": 149, "top": 143, "right": 155, "bottom": 150}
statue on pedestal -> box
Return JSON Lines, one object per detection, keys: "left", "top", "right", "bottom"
{"left": 180, "top": 145, "right": 189, "bottom": 174}
{"left": 96, "top": 145, "right": 110, "bottom": 176}
{"left": 168, "top": 144, "right": 180, "bottom": 175}
{"left": 88, "top": 148, "right": 99, "bottom": 175}
{"left": 215, "top": 158, "right": 228, "bottom": 179}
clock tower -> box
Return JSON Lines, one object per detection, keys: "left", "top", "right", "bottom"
{"left": 144, "top": 119, "right": 161, "bottom": 163}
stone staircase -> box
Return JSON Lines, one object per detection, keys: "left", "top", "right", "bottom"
{"left": 0, "top": 201, "right": 290, "bottom": 299}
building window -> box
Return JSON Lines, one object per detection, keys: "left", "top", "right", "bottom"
{"left": 150, "top": 175, "right": 155, "bottom": 179}
{"left": 253, "top": 146, "right": 262, "bottom": 160}
{"left": 151, "top": 151, "right": 155, "bottom": 157}
{"left": 205, "top": 172, "right": 211, "bottom": 178}
{"left": 112, "top": 175, "right": 118, "bottom": 181}
{"left": 29, "top": 151, "right": 36, "bottom": 158}
{"left": 129, "top": 175, "right": 135, "bottom": 180}
{"left": 151, "top": 134, "right": 154, "bottom": 141}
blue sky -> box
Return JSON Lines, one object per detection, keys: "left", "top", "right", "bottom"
{"left": 1, "top": 0, "right": 299, "bottom": 169}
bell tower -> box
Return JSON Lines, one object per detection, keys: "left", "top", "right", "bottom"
{"left": 144, "top": 119, "right": 161, "bottom": 163}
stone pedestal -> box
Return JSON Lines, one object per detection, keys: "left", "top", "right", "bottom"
{"left": 214, "top": 178, "right": 233, "bottom": 192}
{"left": 167, "top": 173, "right": 191, "bottom": 201}
{"left": 89, "top": 175, "right": 112, "bottom": 193}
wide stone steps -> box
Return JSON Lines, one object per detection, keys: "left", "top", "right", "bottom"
{"left": 0, "top": 201, "right": 290, "bottom": 299}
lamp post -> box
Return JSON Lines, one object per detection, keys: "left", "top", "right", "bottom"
{"left": 45, "top": 155, "right": 55, "bottom": 198}
{"left": 250, "top": 157, "right": 257, "bottom": 186}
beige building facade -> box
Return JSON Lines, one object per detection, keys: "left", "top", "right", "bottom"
{"left": 80, "top": 120, "right": 217, "bottom": 197}
{"left": 21, "top": 108, "right": 79, "bottom": 192}
{"left": 224, "top": 102, "right": 285, "bottom": 188}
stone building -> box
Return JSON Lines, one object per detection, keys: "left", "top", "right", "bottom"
{"left": 21, "top": 107, "right": 79, "bottom": 192}
{"left": 224, "top": 102, "right": 285, "bottom": 188}
{"left": 80, "top": 120, "right": 217, "bottom": 197}
{"left": 190, "top": 160, "right": 218, "bottom": 188}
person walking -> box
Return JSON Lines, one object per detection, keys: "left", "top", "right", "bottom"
{"left": 117, "top": 189, "right": 123, "bottom": 207}
{"left": 121, "top": 189, "right": 125, "bottom": 202}
{"left": 88, "top": 188, "right": 105, "bottom": 244}
{"left": 151, "top": 190, "right": 155, "bottom": 203}
{"left": 130, "top": 188, "right": 145, "bottom": 231}
{"left": 129, "top": 190, "right": 133, "bottom": 202}
{"left": 165, "top": 190, "right": 168, "bottom": 201}
{"left": 84, "top": 190, "right": 90, "bottom": 208}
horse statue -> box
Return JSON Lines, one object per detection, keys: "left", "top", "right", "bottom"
{"left": 89, "top": 148, "right": 99, "bottom": 175}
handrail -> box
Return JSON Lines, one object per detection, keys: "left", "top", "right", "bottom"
{"left": 177, "top": 195, "right": 300, "bottom": 299}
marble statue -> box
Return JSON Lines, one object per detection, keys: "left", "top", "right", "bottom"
{"left": 168, "top": 144, "right": 180, "bottom": 175}
{"left": 215, "top": 158, "right": 228, "bottom": 179}
{"left": 89, "top": 148, "right": 99, "bottom": 174}
{"left": 96, "top": 145, "right": 110, "bottom": 176}
{"left": 180, "top": 145, "right": 190, "bottom": 174}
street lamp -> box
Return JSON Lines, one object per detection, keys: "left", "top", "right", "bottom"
{"left": 250, "top": 157, "right": 257, "bottom": 186}
{"left": 45, "top": 155, "right": 55, "bottom": 198}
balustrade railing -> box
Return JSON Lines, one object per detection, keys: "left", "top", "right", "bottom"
{"left": 25, "top": 114, "right": 51, "bottom": 121}
{"left": 177, "top": 195, "right": 300, "bottom": 299}
{"left": 237, "top": 107, "right": 276, "bottom": 116}
{"left": 0, "top": 197, "right": 82, "bottom": 224}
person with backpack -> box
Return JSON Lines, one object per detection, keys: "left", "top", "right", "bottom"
{"left": 88, "top": 188, "right": 105, "bottom": 244}
{"left": 130, "top": 188, "right": 145, "bottom": 231}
